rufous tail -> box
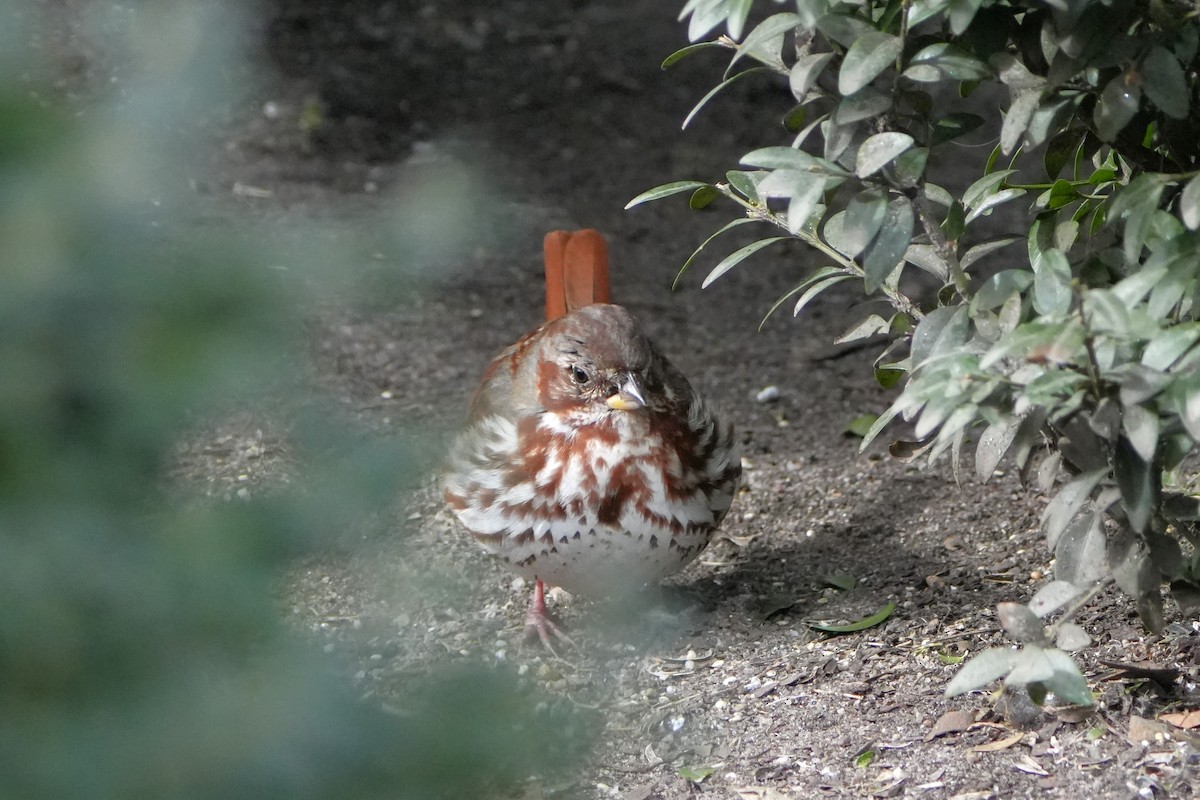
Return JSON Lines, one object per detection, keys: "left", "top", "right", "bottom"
{"left": 543, "top": 229, "right": 610, "bottom": 322}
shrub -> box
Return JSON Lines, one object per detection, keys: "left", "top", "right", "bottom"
{"left": 631, "top": 0, "right": 1200, "bottom": 706}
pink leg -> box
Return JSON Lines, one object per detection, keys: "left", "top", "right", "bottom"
{"left": 523, "top": 579, "right": 576, "bottom": 650}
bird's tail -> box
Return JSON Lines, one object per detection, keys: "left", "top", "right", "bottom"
{"left": 543, "top": 229, "right": 610, "bottom": 322}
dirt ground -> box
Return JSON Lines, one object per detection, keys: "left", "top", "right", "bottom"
{"left": 174, "top": 1, "right": 1200, "bottom": 797}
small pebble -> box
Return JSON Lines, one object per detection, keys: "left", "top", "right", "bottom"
{"left": 755, "top": 385, "right": 780, "bottom": 403}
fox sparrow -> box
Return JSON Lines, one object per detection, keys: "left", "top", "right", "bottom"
{"left": 443, "top": 231, "right": 740, "bottom": 645}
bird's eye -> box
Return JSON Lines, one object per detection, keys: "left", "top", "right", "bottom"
{"left": 569, "top": 366, "right": 589, "bottom": 385}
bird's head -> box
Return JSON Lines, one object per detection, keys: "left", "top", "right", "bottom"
{"left": 534, "top": 304, "right": 672, "bottom": 421}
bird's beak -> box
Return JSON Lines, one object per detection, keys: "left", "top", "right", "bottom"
{"left": 606, "top": 373, "right": 646, "bottom": 411}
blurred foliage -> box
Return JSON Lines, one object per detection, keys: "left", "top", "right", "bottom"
{"left": 0, "top": 3, "right": 572, "bottom": 798}
{"left": 636, "top": 0, "right": 1200, "bottom": 707}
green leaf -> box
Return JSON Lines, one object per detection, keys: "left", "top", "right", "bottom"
{"left": 966, "top": 187, "right": 1026, "bottom": 224}
{"left": 758, "top": 266, "right": 847, "bottom": 329}
{"left": 930, "top": 113, "right": 985, "bottom": 146}
{"left": 856, "top": 132, "right": 914, "bottom": 178}
{"left": 1141, "top": 45, "right": 1188, "bottom": 119}
{"left": 793, "top": 274, "right": 854, "bottom": 316}
{"left": 888, "top": 146, "right": 928, "bottom": 187}
{"left": 807, "top": 601, "right": 896, "bottom": 633}
{"left": 1094, "top": 74, "right": 1141, "bottom": 142}
{"left": 789, "top": 53, "right": 834, "bottom": 103}
{"left": 863, "top": 197, "right": 914, "bottom": 293}
{"left": 845, "top": 414, "right": 878, "bottom": 438}
{"left": 1001, "top": 89, "right": 1044, "bottom": 154}
{"left": 702, "top": 237, "right": 787, "bottom": 287}
{"left": 1037, "top": 648, "right": 1092, "bottom": 706}
{"left": 945, "top": 647, "right": 1019, "bottom": 697}
{"left": 961, "top": 238, "right": 1022, "bottom": 273}
{"left": 816, "top": 12, "right": 875, "bottom": 49}
{"left": 997, "top": 602, "right": 1047, "bottom": 645}
{"left": 726, "top": 169, "right": 764, "bottom": 202}
{"left": 902, "top": 44, "right": 992, "bottom": 82}
{"left": 1114, "top": 436, "right": 1154, "bottom": 533}
{"left": 787, "top": 178, "right": 828, "bottom": 234}
{"left": 963, "top": 169, "right": 1016, "bottom": 210}
{"left": 678, "top": 765, "right": 715, "bottom": 782}
{"left": 854, "top": 750, "right": 875, "bottom": 768}
{"left": 683, "top": 67, "right": 771, "bottom": 129}
{"left": 1108, "top": 524, "right": 1163, "bottom": 630}
{"left": 839, "top": 32, "right": 903, "bottom": 95}
{"left": 731, "top": 12, "right": 801, "bottom": 67}
{"left": 911, "top": 306, "right": 967, "bottom": 367}
{"left": 741, "top": 146, "right": 849, "bottom": 176}
{"left": 874, "top": 365, "right": 905, "bottom": 389}
{"left": 626, "top": 181, "right": 711, "bottom": 209}
{"left": 1180, "top": 175, "right": 1200, "bottom": 230}
{"left": 942, "top": 200, "right": 966, "bottom": 240}
{"left": 661, "top": 41, "right": 724, "bottom": 69}
{"left": 833, "top": 88, "right": 892, "bottom": 125}
{"left": 1122, "top": 402, "right": 1159, "bottom": 464}
{"left": 1042, "top": 469, "right": 1106, "bottom": 549}
{"left": 839, "top": 190, "right": 888, "bottom": 258}
{"left": 1044, "top": 178, "right": 1078, "bottom": 211}
{"left": 1029, "top": 580, "right": 1086, "bottom": 617}
{"left": 1033, "top": 249, "right": 1072, "bottom": 316}
{"left": 1142, "top": 324, "right": 1200, "bottom": 371}
{"left": 672, "top": 218, "right": 757, "bottom": 289}
{"left": 1055, "top": 512, "right": 1107, "bottom": 588}
{"left": 689, "top": 185, "right": 719, "bottom": 210}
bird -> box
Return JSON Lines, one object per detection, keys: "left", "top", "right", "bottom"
{"left": 443, "top": 229, "right": 740, "bottom": 647}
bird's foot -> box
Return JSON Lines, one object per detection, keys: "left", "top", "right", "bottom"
{"left": 522, "top": 579, "right": 577, "bottom": 653}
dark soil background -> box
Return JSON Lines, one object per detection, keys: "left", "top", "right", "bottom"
{"left": 175, "top": 0, "right": 1200, "bottom": 797}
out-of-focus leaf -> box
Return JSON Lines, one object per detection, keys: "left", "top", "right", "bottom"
{"left": 790, "top": 52, "right": 835, "bottom": 100}
{"left": 1033, "top": 249, "right": 1072, "bottom": 315}
{"left": 1180, "top": 175, "right": 1200, "bottom": 231}
{"left": 1140, "top": 45, "right": 1188, "bottom": 119}
{"left": 1035, "top": 648, "right": 1092, "bottom": 706}
{"left": 1029, "top": 580, "right": 1086, "bottom": 617}
{"left": 845, "top": 414, "right": 878, "bottom": 438}
{"left": 1118, "top": 364, "right": 1172, "bottom": 405}
{"left": 1054, "top": 512, "right": 1107, "bottom": 585}
{"left": 997, "top": 602, "right": 1047, "bottom": 645}
{"left": 1122, "top": 403, "right": 1159, "bottom": 464}
{"left": 679, "top": 764, "right": 715, "bottom": 782}
{"left": 1114, "top": 436, "right": 1154, "bottom": 533}
{"left": 1108, "top": 524, "right": 1164, "bottom": 632}
{"left": 970, "top": 267, "right": 1032, "bottom": 310}
{"left": 1094, "top": 74, "right": 1141, "bottom": 142}
{"left": 702, "top": 237, "right": 788, "bottom": 287}
{"left": 839, "top": 32, "right": 903, "bottom": 95}
{"left": 856, "top": 132, "right": 914, "bottom": 178}
{"left": 863, "top": 197, "right": 914, "bottom": 293}
{"left": 626, "top": 181, "right": 711, "bottom": 209}
{"left": 1042, "top": 469, "right": 1106, "bottom": 548}
{"left": 1056, "top": 623, "right": 1092, "bottom": 652}
{"left": 807, "top": 601, "right": 896, "bottom": 633}
{"left": 945, "top": 647, "right": 1019, "bottom": 697}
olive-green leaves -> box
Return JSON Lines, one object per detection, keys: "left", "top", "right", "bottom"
{"left": 839, "top": 32, "right": 902, "bottom": 95}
